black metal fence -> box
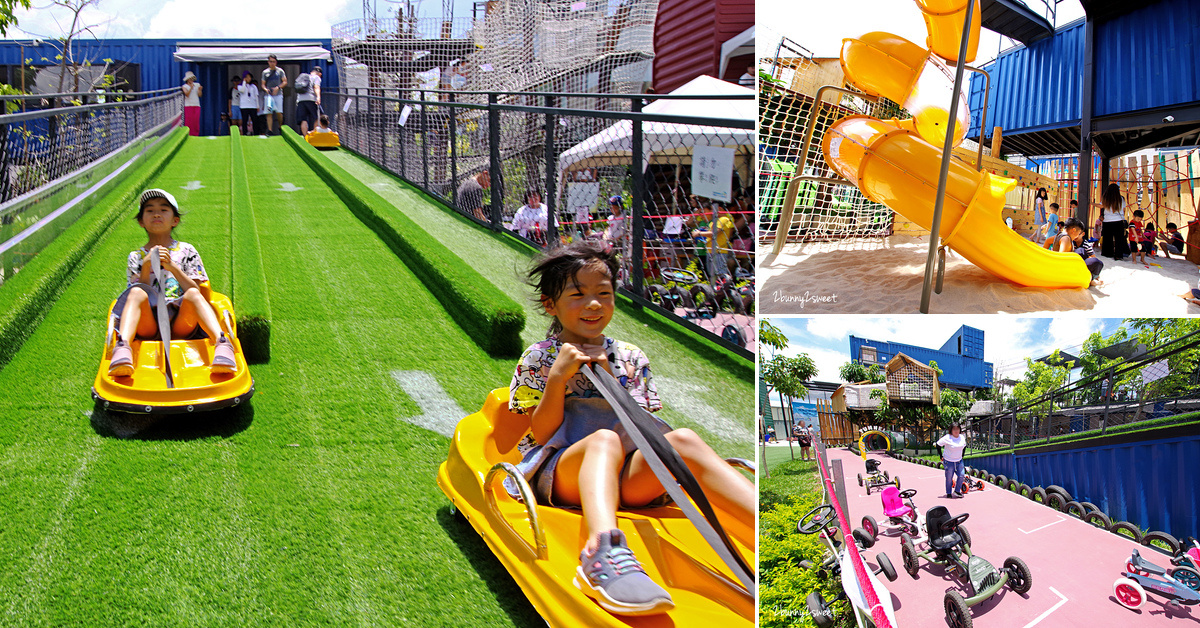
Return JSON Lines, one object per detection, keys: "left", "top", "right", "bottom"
{"left": 0, "top": 88, "right": 182, "bottom": 283}
{"left": 328, "top": 88, "right": 756, "bottom": 356}
{"left": 968, "top": 330, "right": 1200, "bottom": 451}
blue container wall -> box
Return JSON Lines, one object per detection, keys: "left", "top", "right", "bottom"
{"left": 849, "top": 336, "right": 993, "bottom": 389}
{"left": 938, "top": 325, "right": 985, "bottom": 360}
{"left": 966, "top": 436, "right": 1200, "bottom": 540}
{"left": 1093, "top": 0, "right": 1200, "bottom": 117}
{"left": 968, "top": 20, "right": 1084, "bottom": 140}
{"left": 0, "top": 39, "right": 338, "bottom": 137}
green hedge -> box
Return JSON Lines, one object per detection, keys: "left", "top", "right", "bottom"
{"left": 229, "top": 128, "right": 272, "bottom": 362}
{"left": 0, "top": 127, "right": 187, "bottom": 370}
{"left": 279, "top": 127, "right": 525, "bottom": 356}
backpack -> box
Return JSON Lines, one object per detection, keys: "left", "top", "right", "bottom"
{"left": 294, "top": 73, "right": 311, "bottom": 94}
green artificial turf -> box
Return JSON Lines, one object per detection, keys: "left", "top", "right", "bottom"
{"left": 229, "top": 128, "right": 272, "bottom": 362}
{"left": 0, "top": 134, "right": 754, "bottom": 627}
{"left": 327, "top": 149, "right": 754, "bottom": 455}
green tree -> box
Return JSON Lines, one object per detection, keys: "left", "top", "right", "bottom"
{"left": 0, "top": 0, "right": 31, "bottom": 36}
{"left": 839, "top": 360, "right": 885, "bottom": 384}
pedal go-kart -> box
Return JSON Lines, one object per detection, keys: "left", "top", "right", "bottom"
{"left": 796, "top": 503, "right": 898, "bottom": 628}
{"left": 900, "top": 506, "right": 1032, "bottom": 628}
{"left": 1114, "top": 549, "right": 1200, "bottom": 610}
{"left": 858, "top": 458, "right": 900, "bottom": 496}
{"left": 960, "top": 474, "right": 986, "bottom": 494}
{"left": 1167, "top": 536, "right": 1200, "bottom": 591}
{"left": 861, "top": 486, "right": 922, "bottom": 541}
{"left": 436, "top": 383, "right": 755, "bottom": 626}
{"left": 92, "top": 279, "right": 254, "bottom": 414}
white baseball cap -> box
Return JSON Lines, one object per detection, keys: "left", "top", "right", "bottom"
{"left": 139, "top": 188, "right": 179, "bottom": 211}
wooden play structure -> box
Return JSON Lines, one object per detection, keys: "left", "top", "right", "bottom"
{"left": 885, "top": 353, "right": 941, "bottom": 406}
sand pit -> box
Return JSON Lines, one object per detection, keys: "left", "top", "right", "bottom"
{"left": 760, "top": 235, "right": 1200, "bottom": 314}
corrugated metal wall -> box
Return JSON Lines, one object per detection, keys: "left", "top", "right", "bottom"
{"left": 653, "top": 0, "right": 752, "bottom": 93}
{"left": 970, "top": 0, "right": 1200, "bottom": 143}
{"left": 1093, "top": 0, "right": 1200, "bottom": 117}
{"left": 0, "top": 39, "right": 338, "bottom": 137}
{"left": 967, "top": 435, "right": 1200, "bottom": 540}
{"left": 848, "top": 333, "right": 993, "bottom": 390}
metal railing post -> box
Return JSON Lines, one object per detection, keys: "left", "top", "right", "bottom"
{"left": 544, "top": 94, "right": 557, "bottom": 248}
{"left": 630, "top": 97, "right": 645, "bottom": 297}
{"left": 487, "top": 92, "right": 502, "bottom": 230}
{"left": 1010, "top": 410, "right": 1016, "bottom": 449}
{"left": 420, "top": 90, "right": 430, "bottom": 191}
{"left": 1102, "top": 366, "right": 1113, "bottom": 434}
{"left": 449, "top": 92, "right": 458, "bottom": 201}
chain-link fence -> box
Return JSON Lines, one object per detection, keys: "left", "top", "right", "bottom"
{"left": 758, "top": 37, "right": 903, "bottom": 246}
{"left": 329, "top": 87, "right": 756, "bottom": 355}
{"left": 968, "top": 330, "right": 1200, "bottom": 451}
{"left": 0, "top": 88, "right": 182, "bottom": 284}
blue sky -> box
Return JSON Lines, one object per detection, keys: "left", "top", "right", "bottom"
{"left": 5, "top": 0, "right": 481, "bottom": 40}
{"left": 764, "top": 316, "right": 1126, "bottom": 385}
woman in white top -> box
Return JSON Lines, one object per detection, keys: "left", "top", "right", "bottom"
{"left": 181, "top": 71, "right": 203, "bottom": 136}
{"left": 1100, "top": 183, "right": 1130, "bottom": 260}
{"left": 235, "top": 72, "right": 260, "bottom": 136}
{"left": 936, "top": 424, "right": 968, "bottom": 498}
{"left": 511, "top": 189, "right": 549, "bottom": 244}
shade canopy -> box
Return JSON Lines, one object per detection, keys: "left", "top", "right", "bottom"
{"left": 556, "top": 75, "right": 754, "bottom": 177}
{"left": 173, "top": 46, "right": 331, "bottom": 63}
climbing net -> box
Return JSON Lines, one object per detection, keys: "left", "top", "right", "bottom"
{"left": 758, "top": 37, "right": 905, "bottom": 245}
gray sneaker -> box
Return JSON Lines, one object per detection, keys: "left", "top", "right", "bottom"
{"left": 574, "top": 529, "right": 674, "bottom": 616}
{"left": 211, "top": 334, "right": 237, "bottom": 374}
{"left": 109, "top": 340, "right": 134, "bottom": 377}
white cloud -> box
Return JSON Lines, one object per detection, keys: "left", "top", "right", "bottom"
{"left": 782, "top": 345, "right": 847, "bottom": 383}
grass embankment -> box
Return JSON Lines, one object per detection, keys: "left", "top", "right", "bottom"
{"left": 327, "top": 149, "right": 755, "bottom": 456}
{"left": 229, "top": 129, "right": 271, "bottom": 362}
{"left": 963, "top": 410, "right": 1200, "bottom": 460}
{"left": 0, "top": 127, "right": 187, "bottom": 370}
{"left": 759, "top": 456, "right": 846, "bottom": 628}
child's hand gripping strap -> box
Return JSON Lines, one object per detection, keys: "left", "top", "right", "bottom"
{"left": 581, "top": 363, "right": 754, "bottom": 594}
{"left": 150, "top": 252, "right": 175, "bottom": 388}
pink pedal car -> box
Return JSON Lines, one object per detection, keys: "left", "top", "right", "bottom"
{"left": 861, "top": 486, "right": 922, "bottom": 541}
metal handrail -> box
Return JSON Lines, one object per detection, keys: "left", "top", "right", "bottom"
{"left": 484, "top": 462, "right": 548, "bottom": 560}
{"left": 0, "top": 91, "right": 180, "bottom": 125}
{"left": 334, "top": 87, "right": 753, "bottom": 100}
{"left": 0, "top": 87, "right": 179, "bottom": 103}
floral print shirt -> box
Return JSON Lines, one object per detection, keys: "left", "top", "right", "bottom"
{"left": 509, "top": 336, "right": 661, "bottom": 456}
{"left": 126, "top": 240, "right": 208, "bottom": 301}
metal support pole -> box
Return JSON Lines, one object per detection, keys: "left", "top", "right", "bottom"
{"left": 355, "top": 89, "right": 362, "bottom": 153}
{"left": 920, "top": 0, "right": 976, "bottom": 313}
{"left": 420, "top": 90, "right": 430, "bottom": 191}
{"left": 1010, "top": 410, "right": 1016, "bottom": 449}
{"left": 487, "top": 92, "right": 503, "bottom": 230}
{"left": 1078, "top": 17, "right": 1096, "bottom": 224}
{"left": 449, "top": 92, "right": 458, "bottom": 202}
{"left": 770, "top": 85, "right": 877, "bottom": 255}
{"left": 0, "top": 123, "right": 10, "bottom": 202}
{"left": 1102, "top": 366, "right": 1113, "bottom": 434}
{"left": 965, "top": 65, "right": 991, "bottom": 171}
{"left": 630, "top": 97, "right": 646, "bottom": 297}
{"left": 544, "top": 94, "right": 557, "bottom": 247}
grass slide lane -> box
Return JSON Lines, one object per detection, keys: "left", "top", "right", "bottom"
{"left": 327, "top": 150, "right": 754, "bottom": 457}
{"left": 0, "top": 135, "right": 538, "bottom": 626}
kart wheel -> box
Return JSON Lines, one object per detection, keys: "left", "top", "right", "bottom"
{"left": 853, "top": 527, "right": 875, "bottom": 549}
{"left": 1085, "top": 510, "right": 1113, "bottom": 530}
{"left": 883, "top": 470, "right": 890, "bottom": 481}
{"left": 862, "top": 515, "right": 878, "bottom": 541}
{"left": 1171, "top": 566, "right": 1200, "bottom": 591}
{"left": 1080, "top": 501, "right": 1101, "bottom": 515}
{"left": 1030, "top": 487, "right": 1047, "bottom": 503}
{"left": 877, "top": 551, "right": 898, "bottom": 582}
{"left": 1004, "top": 556, "right": 1033, "bottom": 594}
{"left": 1046, "top": 492, "right": 1067, "bottom": 512}
{"left": 893, "top": 476, "right": 901, "bottom": 489}
{"left": 957, "top": 524, "right": 972, "bottom": 549}
{"left": 1110, "top": 521, "right": 1143, "bottom": 544}
{"left": 1045, "top": 484, "right": 1072, "bottom": 502}
{"left": 1143, "top": 531, "right": 1182, "bottom": 556}
{"left": 668, "top": 286, "right": 694, "bottom": 309}
{"left": 1065, "top": 501, "right": 1088, "bottom": 519}
{"left": 1017, "top": 483, "right": 1032, "bottom": 498}
{"left": 806, "top": 591, "right": 834, "bottom": 628}
{"left": 720, "top": 324, "right": 747, "bottom": 348}
{"left": 944, "top": 590, "right": 972, "bottom": 628}
{"left": 995, "top": 474, "right": 1008, "bottom": 486}
{"left": 858, "top": 473, "right": 864, "bottom": 487}
{"left": 901, "top": 534, "right": 920, "bottom": 577}
{"left": 1113, "top": 577, "right": 1146, "bottom": 610}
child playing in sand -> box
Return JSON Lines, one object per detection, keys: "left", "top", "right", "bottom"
{"left": 1159, "top": 222, "right": 1185, "bottom": 258}
{"left": 508, "top": 240, "right": 753, "bottom": 616}
{"left": 1127, "top": 209, "right": 1148, "bottom": 266}
{"left": 1144, "top": 223, "right": 1160, "bottom": 258}
{"left": 108, "top": 189, "right": 237, "bottom": 376}
{"left": 1058, "top": 217, "right": 1103, "bottom": 287}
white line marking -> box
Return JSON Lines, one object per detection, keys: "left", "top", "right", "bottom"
{"left": 1018, "top": 516, "right": 1067, "bottom": 534}
{"left": 1021, "top": 586, "right": 1068, "bottom": 628}
{"left": 181, "top": 180, "right": 205, "bottom": 190}
{"left": 391, "top": 370, "right": 466, "bottom": 437}
{"left": 278, "top": 182, "right": 304, "bottom": 192}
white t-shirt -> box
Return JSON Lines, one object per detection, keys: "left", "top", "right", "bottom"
{"left": 937, "top": 433, "right": 967, "bottom": 462}
{"left": 236, "top": 83, "right": 260, "bottom": 110}
{"left": 1103, "top": 196, "right": 1126, "bottom": 222}
{"left": 182, "top": 82, "right": 201, "bottom": 107}
{"left": 511, "top": 203, "right": 548, "bottom": 237}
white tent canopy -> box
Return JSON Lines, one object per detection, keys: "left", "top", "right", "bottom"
{"left": 173, "top": 46, "right": 331, "bottom": 63}
{"left": 555, "top": 75, "right": 754, "bottom": 179}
